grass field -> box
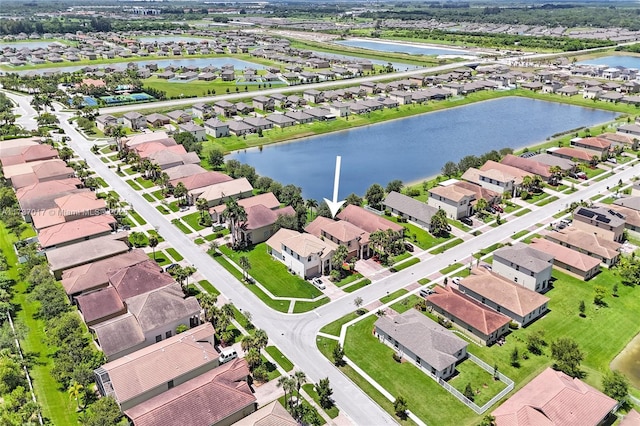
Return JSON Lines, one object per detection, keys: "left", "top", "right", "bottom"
{"left": 319, "top": 312, "right": 361, "bottom": 337}
{"left": 449, "top": 360, "right": 508, "bottom": 407}
{"left": 430, "top": 238, "right": 463, "bottom": 254}
{"left": 385, "top": 215, "right": 449, "bottom": 249}
{"left": 129, "top": 210, "right": 147, "bottom": 226}
{"left": 0, "top": 223, "right": 79, "bottom": 425}
{"left": 390, "top": 295, "right": 422, "bottom": 314}
{"left": 182, "top": 211, "right": 208, "bottom": 231}
{"left": 265, "top": 346, "right": 295, "bottom": 372}
{"left": 219, "top": 243, "right": 322, "bottom": 299}
{"left": 171, "top": 218, "right": 193, "bottom": 234}
{"left": 166, "top": 247, "right": 184, "bottom": 262}
{"left": 343, "top": 278, "right": 372, "bottom": 293}
{"left": 143, "top": 76, "right": 287, "bottom": 99}
{"left": 149, "top": 250, "right": 171, "bottom": 266}
{"left": 303, "top": 383, "right": 340, "bottom": 419}
{"left": 380, "top": 289, "right": 408, "bottom": 304}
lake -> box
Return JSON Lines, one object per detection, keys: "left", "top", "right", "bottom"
{"left": 335, "top": 39, "right": 476, "bottom": 58}
{"left": 611, "top": 332, "right": 640, "bottom": 389}
{"left": 11, "top": 57, "right": 267, "bottom": 75}
{"left": 577, "top": 55, "right": 640, "bottom": 68}
{"left": 0, "top": 40, "right": 65, "bottom": 50}
{"left": 228, "top": 97, "right": 617, "bottom": 201}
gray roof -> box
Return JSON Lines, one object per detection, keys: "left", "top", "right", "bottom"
{"left": 493, "top": 242, "right": 554, "bottom": 273}
{"left": 529, "top": 153, "right": 575, "bottom": 170}
{"left": 574, "top": 205, "right": 626, "bottom": 228}
{"left": 46, "top": 234, "right": 130, "bottom": 272}
{"left": 614, "top": 196, "right": 640, "bottom": 211}
{"left": 125, "top": 284, "right": 201, "bottom": 333}
{"left": 382, "top": 191, "right": 438, "bottom": 224}
{"left": 91, "top": 313, "right": 145, "bottom": 358}
{"left": 374, "top": 310, "right": 467, "bottom": 371}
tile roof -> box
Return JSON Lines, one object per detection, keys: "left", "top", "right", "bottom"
{"left": 62, "top": 249, "right": 149, "bottom": 296}
{"left": 383, "top": 191, "right": 438, "bottom": 224}
{"left": 124, "top": 358, "right": 255, "bottom": 426}
{"left": 0, "top": 144, "right": 58, "bottom": 167}
{"left": 15, "top": 178, "right": 81, "bottom": 202}
{"left": 336, "top": 205, "right": 403, "bottom": 234}
{"left": 550, "top": 147, "right": 593, "bottom": 162}
{"left": 76, "top": 286, "right": 126, "bottom": 325}
{"left": 530, "top": 238, "right": 601, "bottom": 273}
{"left": 599, "top": 132, "right": 634, "bottom": 145}
{"left": 124, "top": 131, "right": 174, "bottom": 148}
{"left": 501, "top": 154, "right": 551, "bottom": 178}
{"left": 109, "top": 259, "right": 176, "bottom": 300}
{"left": 459, "top": 268, "right": 549, "bottom": 316}
{"left": 232, "top": 400, "right": 296, "bottom": 426}
{"left": 480, "top": 160, "right": 531, "bottom": 184}
{"left": 573, "top": 137, "right": 611, "bottom": 150}
{"left": 607, "top": 203, "right": 640, "bottom": 228}
{"left": 91, "top": 313, "right": 145, "bottom": 358}
{"left": 244, "top": 205, "right": 295, "bottom": 230}
{"left": 46, "top": 234, "right": 130, "bottom": 273}
{"left": 492, "top": 367, "right": 617, "bottom": 426}
{"left": 543, "top": 227, "right": 621, "bottom": 261}
{"left": 37, "top": 214, "right": 116, "bottom": 248}
{"left": 374, "top": 310, "right": 467, "bottom": 371}
{"left": 148, "top": 150, "right": 200, "bottom": 167}
{"left": 574, "top": 205, "right": 626, "bottom": 228}
{"left": 619, "top": 409, "right": 640, "bottom": 426}
{"left": 164, "top": 164, "right": 207, "bottom": 181}
{"left": 429, "top": 184, "right": 476, "bottom": 203}
{"left": 277, "top": 230, "right": 337, "bottom": 258}
{"left": 170, "top": 171, "right": 232, "bottom": 191}
{"left": 528, "top": 154, "right": 575, "bottom": 170}
{"left": 494, "top": 242, "right": 554, "bottom": 273}
{"left": 453, "top": 181, "right": 499, "bottom": 203}
{"left": 238, "top": 192, "right": 281, "bottom": 210}
{"left": 99, "top": 323, "right": 218, "bottom": 404}
{"left": 133, "top": 141, "right": 182, "bottom": 158}
{"left": 427, "top": 287, "right": 511, "bottom": 335}
{"left": 197, "top": 178, "right": 253, "bottom": 202}
{"left": 125, "top": 283, "right": 201, "bottom": 333}
{"left": 613, "top": 196, "right": 640, "bottom": 212}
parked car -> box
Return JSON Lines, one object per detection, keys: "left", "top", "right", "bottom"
{"left": 577, "top": 172, "right": 588, "bottom": 180}
{"left": 492, "top": 204, "right": 504, "bottom": 213}
{"left": 165, "top": 263, "right": 179, "bottom": 272}
{"left": 451, "top": 276, "right": 462, "bottom": 285}
{"left": 607, "top": 158, "right": 617, "bottom": 164}
{"left": 480, "top": 264, "right": 492, "bottom": 271}
{"left": 312, "top": 277, "right": 326, "bottom": 290}
{"left": 419, "top": 288, "right": 435, "bottom": 298}
{"left": 461, "top": 217, "right": 473, "bottom": 226}
{"left": 218, "top": 347, "right": 238, "bottom": 364}
{"left": 404, "top": 242, "right": 414, "bottom": 252}
{"left": 487, "top": 206, "right": 497, "bottom": 214}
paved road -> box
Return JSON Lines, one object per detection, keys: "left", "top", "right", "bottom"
{"left": 100, "top": 60, "right": 481, "bottom": 115}
{"left": 9, "top": 88, "right": 639, "bottom": 425}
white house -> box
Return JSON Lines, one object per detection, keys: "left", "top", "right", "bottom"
{"left": 427, "top": 184, "right": 475, "bottom": 219}
{"left": 266, "top": 229, "right": 337, "bottom": 278}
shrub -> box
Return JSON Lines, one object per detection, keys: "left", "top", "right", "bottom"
{"left": 392, "top": 352, "right": 402, "bottom": 363}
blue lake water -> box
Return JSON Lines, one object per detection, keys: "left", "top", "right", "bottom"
{"left": 577, "top": 55, "right": 640, "bottom": 68}
{"left": 335, "top": 39, "right": 474, "bottom": 57}
{"left": 229, "top": 97, "right": 617, "bottom": 200}
{"left": 0, "top": 41, "right": 65, "bottom": 50}
{"left": 12, "top": 57, "right": 267, "bottom": 75}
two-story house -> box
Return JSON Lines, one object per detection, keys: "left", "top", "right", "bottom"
{"left": 266, "top": 228, "right": 337, "bottom": 278}
{"left": 492, "top": 243, "right": 554, "bottom": 292}
{"left": 427, "top": 184, "right": 475, "bottom": 220}
{"left": 573, "top": 206, "right": 626, "bottom": 242}
{"left": 305, "top": 216, "right": 370, "bottom": 260}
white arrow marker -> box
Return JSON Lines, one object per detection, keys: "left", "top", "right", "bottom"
{"left": 324, "top": 156, "right": 346, "bottom": 219}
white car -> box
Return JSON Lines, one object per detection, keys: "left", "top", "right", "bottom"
{"left": 312, "top": 277, "right": 326, "bottom": 290}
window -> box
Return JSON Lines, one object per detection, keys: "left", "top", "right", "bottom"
{"left": 514, "top": 277, "right": 518, "bottom": 283}
{"left": 168, "top": 380, "right": 174, "bottom": 389}
{"left": 165, "top": 331, "right": 172, "bottom": 339}
{"left": 155, "top": 335, "right": 162, "bottom": 343}
{"left": 416, "top": 357, "right": 421, "bottom": 365}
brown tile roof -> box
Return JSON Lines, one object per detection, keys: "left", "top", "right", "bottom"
{"left": 76, "top": 286, "right": 126, "bottom": 325}
{"left": 15, "top": 178, "right": 81, "bottom": 201}
{"left": 607, "top": 203, "right": 640, "bottom": 228}
{"left": 304, "top": 216, "right": 335, "bottom": 238}
{"left": 336, "top": 205, "right": 403, "bottom": 234}
{"left": 530, "top": 238, "right": 601, "bottom": 273}
{"left": 232, "top": 400, "right": 296, "bottom": 426}
{"left": 238, "top": 192, "right": 281, "bottom": 210}
{"left": 100, "top": 323, "right": 218, "bottom": 405}
{"left": 427, "top": 287, "right": 511, "bottom": 335}
{"left": 123, "top": 131, "right": 173, "bottom": 148}
{"left": 37, "top": 214, "right": 116, "bottom": 248}
{"left": 543, "top": 227, "right": 621, "bottom": 261}
{"left": 3, "top": 159, "right": 56, "bottom": 179}
{"left": 453, "top": 181, "right": 499, "bottom": 202}
{"left": 46, "top": 234, "right": 130, "bottom": 273}
{"left": 574, "top": 137, "right": 611, "bottom": 150}
{"left": 91, "top": 313, "right": 145, "bottom": 358}
{"left": 0, "top": 137, "right": 40, "bottom": 154}
{"left": 125, "top": 284, "right": 201, "bottom": 333}
{"left": 133, "top": 141, "right": 182, "bottom": 159}
{"left": 108, "top": 259, "right": 176, "bottom": 300}
{"left": 62, "top": 249, "right": 149, "bottom": 296}
{"left": 243, "top": 205, "right": 295, "bottom": 231}
{"left": 55, "top": 191, "right": 106, "bottom": 213}
{"left": 278, "top": 230, "right": 337, "bottom": 258}
{"left": 492, "top": 367, "right": 617, "bottom": 426}
{"left": 460, "top": 268, "right": 549, "bottom": 316}
{"left": 196, "top": 178, "right": 253, "bottom": 202}
{"left": 501, "top": 154, "right": 551, "bottom": 179}
{"left": 429, "top": 185, "right": 476, "bottom": 203}
{"left": 164, "top": 164, "right": 207, "bottom": 181}
{"left": 0, "top": 144, "right": 58, "bottom": 167}
{"left": 169, "top": 171, "right": 232, "bottom": 191}
{"left": 31, "top": 160, "right": 75, "bottom": 180}
{"left": 480, "top": 160, "right": 531, "bottom": 184}
{"left": 124, "top": 358, "right": 255, "bottom": 426}
{"left": 551, "top": 147, "right": 593, "bottom": 162}
{"left": 599, "top": 132, "right": 634, "bottom": 145}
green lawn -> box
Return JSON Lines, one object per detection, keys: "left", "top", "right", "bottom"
{"left": 156, "top": 205, "right": 169, "bottom": 214}
{"left": 182, "top": 211, "right": 208, "bottom": 231}
{"left": 390, "top": 257, "right": 420, "bottom": 272}
{"left": 261, "top": 355, "right": 281, "bottom": 381}
{"left": 0, "top": 223, "right": 79, "bottom": 425}
{"left": 171, "top": 218, "right": 193, "bottom": 234}
{"left": 386, "top": 215, "right": 449, "bottom": 249}
{"left": 265, "top": 346, "right": 294, "bottom": 372}
{"left": 219, "top": 244, "right": 322, "bottom": 299}
{"left": 293, "top": 298, "right": 330, "bottom": 313}
{"left": 166, "top": 247, "right": 184, "bottom": 262}
{"left": 390, "top": 295, "right": 422, "bottom": 314}
{"left": 303, "top": 383, "right": 340, "bottom": 419}
{"left": 125, "top": 179, "right": 142, "bottom": 190}
{"left": 473, "top": 243, "right": 504, "bottom": 259}
{"left": 231, "top": 305, "right": 253, "bottom": 333}
{"left": 536, "top": 196, "right": 559, "bottom": 207}
{"left": 143, "top": 193, "right": 155, "bottom": 203}
{"left": 380, "top": 289, "right": 408, "bottom": 304}
{"left": 440, "top": 263, "right": 465, "bottom": 275}
{"left": 135, "top": 176, "right": 155, "bottom": 189}
{"left": 522, "top": 233, "right": 541, "bottom": 244}
{"left": 198, "top": 280, "right": 220, "bottom": 297}
{"left": 430, "top": 238, "right": 463, "bottom": 254}
{"left": 129, "top": 210, "right": 147, "bottom": 226}
{"left": 319, "top": 312, "right": 361, "bottom": 337}
{"left": 344, "top": 316, "right": 480, "bottom": 426}
{"left": 514, "top": 208, "right": 532, "bottom": 217}
{"left": 124, "top": 167, "right": 138, "bottom": 176}
{"left": 449, "top": 360, "right": 508, "bottom": 407}
{"left": 343, "top": 278, "right": 372, "bottom": 293}
{"left": 95, "top": 177, "right": 108, "bottom": 188}
{"left": 152, "top": 189, "right": 166, "bottom": 200}
{"left": 168, "top": 201, "right": 180, "bottom": 212}
{"left": 511, "top": 230, "right": 530, "bottom": 240}
{"left": 333, "top": 272, "right": 364, "bottom": 288}
{"left": 277, "top": 395, "right": 326, "bottom": 426}
{"left": 149, "top": 250, "right": 171, "bottom": 266}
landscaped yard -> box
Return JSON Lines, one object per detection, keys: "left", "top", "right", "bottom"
{"left": 198, "top": 280, "right": 220, "bottom": 297}
{"left": 265, "top": 346, "right": 294, "bottom": 372}
{"left": 319, "top": 312, "right": 361, "bottom": 337}
{"left": 166, "top": 247, "right": 184, "bottom": 262}
{"left": 449, "top": 360, "right": 508, "bottom": 407}
{"left": 385, "top": 215, "right": 449, "bottom": 249}
{"left": 390, "top": 295, "right": 422, "bottom": 314}
{"left": 143, "top": 193, "right": 155, "bottom": 203}
{"left": 129, "top": 210, "right": 147, "bottom": 226}
{"left": 303, "top": 383, "right": 340, "bottom": 419}
{"left": 219, "top": 243, "right": 322, "bottom": 299}
{"left": 292, "top": 298, "right": 330, "bottom": 313}
{"left": 333, "top": 272, "right": 364, "bottom": 288}
{"left": 430, "top": 238, "right": 463, "bottom": 254}
{"left": 182, "top": 211, "right": 208, "bottom": 231}
{"left": 343, "top": 278, "right": 371, "bottom": 293}
{"left": 171, "top": 218, "right": 192, "bottom": 234}
{"left": 135, "top": 176, "right": 155, "bottom": 189}
{"left": 149, "top": 250, "right": 171, "bottom": 266}
{"left": 125, "top": 179, "right": 142, "bottom": 190}
{"left": 380, "top": 289, "right": 408, "bottom": 304}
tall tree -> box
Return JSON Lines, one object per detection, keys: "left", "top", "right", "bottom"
{"left": 315, "top": 377, "right": 333, "bottom": 409}
{"left": 196, "top": 197, "right": 209, "bottom": 221}
{"left": 441, "top": 161, "right": 459, "bottom": 178}
{"left": 551, "top": 337, "right": 584, "bottom": 378}
{"left": 148, "top": 235, "right": 158, "bottom": 260}
{"left": 602, "top": 370, "right": 629, "bottom": 402}
{"left": 207, "top": 148, "right": 225, "bottom": 169}
{"left": 305, "top": 199, "right": 318, "bottom": 219}
{"left": 430, "top": 208, "right": 451, "bottom": 237}
{"left": 386, "top": 179, "right": 403, "bottom": 194}
{"left": 221, "top": 197, "right": 247, "bottom": 248}
{"left": 365, "top": 183, "right": 385, "bottom": 210}
{"left": 68, "top": 381, "right": 84, "bottom": 409}
{"left": 173, "top": 182, "right": 188, "bottom": 205}
{"left": 293, "top": 371, "right": 307, "bottom": 418}
{"left": 331, "top": 245, "right": 349, "bottom": 271}
{"left": 239, "top": 256, "right": 251, "bottom": 281}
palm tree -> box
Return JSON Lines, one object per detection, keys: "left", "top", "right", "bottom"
{"left": 549, "top": 165, "right": 563, "bottom": 182}
{"left": 521, "top": 175, "right": 533, "bottom": 192}
{"left": 173, "top": 182, "right": 188, "bottom": 206}
{"left": 241, "top": 335, "right": 254, "bottom": 352}
{"left": 112, "top": 125, "right": 126, "bottom": 151}
{"left": 245, "top": 347, "right": 261, "bottom": 370}
{"left": 221, "top": 197, "right": 247, "bottom": 248}
{"left": 239, "top": 255, "right": 251, "bottom": 281}
{"left": 197, "top": 292, "right": 218, "bottom": 322}
{"left": 475, "top": 198, "right": 488, "bottom": 217}
{"left": 148, "top": 235, "right": 158, "bottom": 260}
{"left": 106, "top": 194, "right": 119, "bottom": 211}
{"left": 196, "top": 197, "right": 209, "bottom": 221}
{"left": 277, "top": 376, "right": 296, "bottom": 412}
{"left": 68, "top": 381, "right": 83, "bottom": 409}
{"left": 331, "top": 245, "right": 349, "bottom": 271}
{"left": 293, "top": 370, "right": 307, "bottom": 417}
{"left": 253, "top": 329, "right": 268, "bottom": 350}
{"left": 305, "top": 198, "right": 318, "bottom": 219}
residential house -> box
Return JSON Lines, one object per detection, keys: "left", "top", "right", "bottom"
{"left": 191, "top": 102, "right": 213, "bottom": 119}
{"left": 96, "top": 114, "right": 119, "bottom": 132}
{"left": 427, "top": 184, "right": 475, "bottom": 220}
{"left": 94, "top": 323, "right": 219, "bottom": 411}
{"left": 238, "top": 205, "right": 296, "bottom": 245}
{"left": 252, "top": 96, "right": 274, "bottom": 112}
{"left": 228, "top": 120, "right": 253, "bottom": 136}
{"left": 479, "top": 160, "right": 533, "bottom": 193}
{"left": 573, "top": 206, "right": 626, "bottom": 242}
{"left": 382, "top": 191, "right": 438, "bottom": 230}
{"left": 492, "top": 243, "right": 554, "bottom": 292}
{"left": 170, "top": 171, "right": 232, "bottom": 193}
{"left": 164, "top": 164, "right": 206, "bottom": 181}
{"left": 265, "top": 113, "right": 297, "bottom": 128}
{"left": 492, "top": 368, "right": 617, "bottom": 426}
{"left": 426, "top": 287, "right": 511, "bottom": 345}
{"left": 500, "top": 154, "right": 552, "bottom": 181}
{"left": 178, "top": 122, "right": 207, "bottom": 141}
{"left": 611, "top": 198, "right": 640, "bottom": 232}
{"left": 17, "top": 178, "right": 83, "bottom": 222}
{"left": 305, "top": 216, "right": 370, "bottom": 260}
{"left": 544, "top": 226, "right": 621, "bottom": 267}
{"left": 336, "top": 204, "right": 404, "bottom": 235}
{"left": 193, "top": 178, "right": 254, "bottom": 207}
{"left": 6, "top": 160, "right": 75, "bottom": 189}
{"left": 124, "top": 358, "right": 255, "bottom": 426}
{"left": 266, "top": 228, "right": 337, "bottom": 278}
{"left": 166, "top": 110, "right": 192, "bottom": 124}
{"left": 31, "top": 192, "right": 107, "bottom": 231}
{"left": 547, "top": 147, "right": 594, "bottom": 163}
{"left": 122, "top": 112, "right": 146, "bottom": 130}
{"left": 233, "top": 401, "right": 296, "bottom": 426}
{"left": 285, "top": 110, "right": 313, "bottom": 124}
{"left": 329, "top": 102, "right": 350, "bottom": 117}
{"left": 209, "top": 192, "right": 282, "bottom": 223}
{"left": 213, "top": 101, "right": 237, "bottom": 118}
{"left": 243, "top": 117, "right": 273, "bottom": 132}
{"left": 530, "top": 238, "right": 601, "bottom": 280}
{"left": 453, "top": 181, "right": 500, "bottom": 207}
{"left": 570, "top": 137, "right": 611, "bottom": 159}
{"left": 235, "top": 102, "right": 254, "bottom": 115}
{"left": 374, "top": 310, "right": 468, "bottom": 380}
{"left": 37, "top": 214, "right": 116, "bottom": 249}
{"left": 458, "top": 268, "right": 550, "bottom": 326}
{"left": 618, "top": 123, "right": 640, "bottom": 138}
{"left": 46, "top": 234, "right": 130, "bottom": 280}
{"left": 145, "top": 113, "right": 170, "bottom": 128}
{"left": 388, "top": 90, "right": 413, "bottom": 105}
{"left": 302, "top": 89, "right": 323, "bottom": 104}
{"left": 123, "top": 132, "right": 175, "bottom": 151}
{"left": 76, "top": 286, "right": 127, "bottom": 326}
{"left": 204, "top": 118, "right": 230, "bottom": 138}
